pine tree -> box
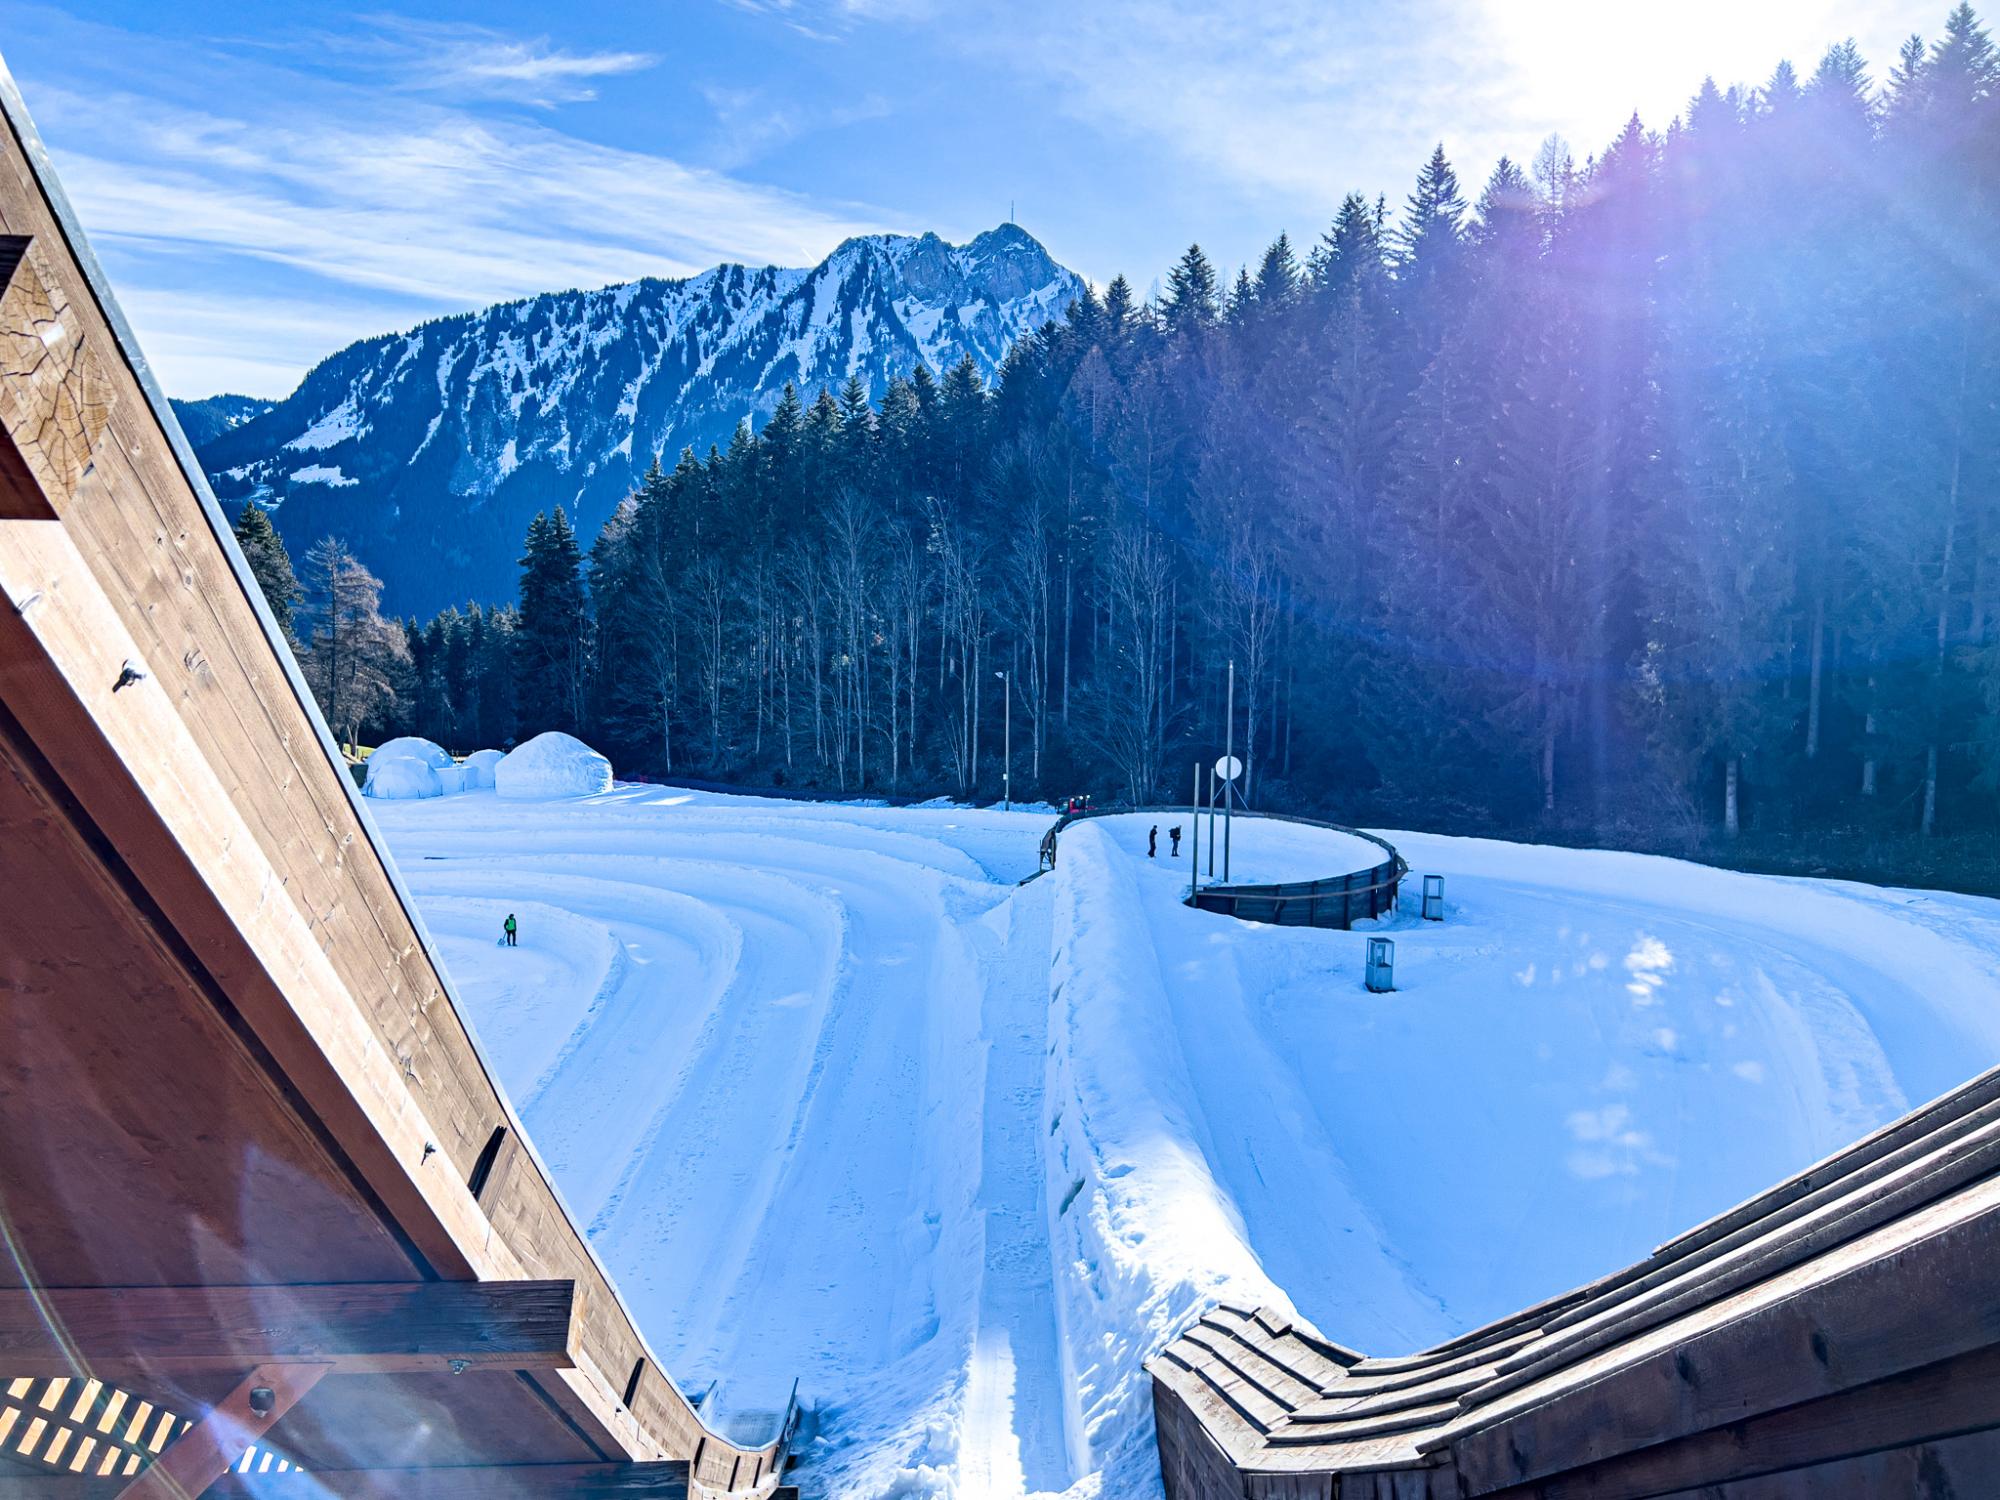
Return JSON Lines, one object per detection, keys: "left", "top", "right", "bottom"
{"left": 515, "top": 508, "right": 589, "bottom": 735}
{"left": 233, "top": 501, "right": 301, "bottom": 644}
{"left": 1161, "top": 245, "right": 1220, "bottom": 335}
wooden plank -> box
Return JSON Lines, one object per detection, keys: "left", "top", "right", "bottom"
{"left": 1447, "top": 1179, "right": 2000, "bottom": 1491}
{"left": 0, "top": 713, "right": 419, "bottom": 1292}
{"left": 0, "top": 78, "right": 787, "bottom": 1486}
{"left": 0, "top": 1282, "right": 576, "bottom": 1376}
{"left": 1, "top": 1461, "right": 690, "bottom": 1499}
{"left": 116, "top": 1363, "right": 326, "bottom": 1500}
{"left": 1485, "top": 1341, "right": 2000, "bottom": 1498}
{"left": 1483, "top": 1113, "right": 2000, "bottom": 1397}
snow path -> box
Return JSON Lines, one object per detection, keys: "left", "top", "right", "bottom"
{"left": 373, "top": 790, "right": 2000, "bottom": 1499}
{"left": 376, "top": 786, "right": 1068, "bottom": 1494}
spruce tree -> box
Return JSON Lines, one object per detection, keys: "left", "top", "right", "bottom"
{"left": 1161, "top": 244, "right": 1220, "bottom": 335}
{"left": 233, "top": 501, "right": 302, "bottom": 644}
{"left": 515, "top": 508, "right": 589, "bottom": 735}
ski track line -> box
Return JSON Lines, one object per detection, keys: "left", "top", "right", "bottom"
{"left": 376, "top": 795, "right": 1073, "bottom": 1492}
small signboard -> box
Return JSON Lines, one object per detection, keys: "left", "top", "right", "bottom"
{"left": 1215, "top": 755, "right": 1243, "bottom": 782}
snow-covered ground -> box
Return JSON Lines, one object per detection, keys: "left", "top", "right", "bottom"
{"left": 371, "top": 788, "right": 2000, "bottom": 1499}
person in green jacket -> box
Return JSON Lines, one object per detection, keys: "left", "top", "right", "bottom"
{"left": 503, "top": 912, "right": 518, "bottom": 947}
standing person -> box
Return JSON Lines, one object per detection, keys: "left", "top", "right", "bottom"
{"left": 1170, "top": 826, "right": 1182, "bottom": 857}
{"left": 504, "top": 912, "right": 518, "bottom": 947}
{"left": 1148, "top": 825, "right": 1159, "bottom": 859}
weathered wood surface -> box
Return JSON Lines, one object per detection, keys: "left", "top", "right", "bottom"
{"left": 116, "top": 1364, "right": 327, "bottom": 1500}
{"left": 0, "top": 53, "right": 791, "bottom": 1494}
{"left": 0, "top": 231, "right": 108, "bottom": 513}
{"left": 2, "top": 1460, "right": 693, "bottom": 1499}
{"left": 1150, "top": 1051, "right": 2000, "bottom": 1498}
{"left": 0, "top": 1282, "right": 577, "bottom": 1376}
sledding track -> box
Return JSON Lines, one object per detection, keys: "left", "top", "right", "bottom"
{"left": 375, "top": 789, "right": 1077, "bottom": 1496}
{"left": 377, "top": 792, "right": 2000, "bottom": 1499}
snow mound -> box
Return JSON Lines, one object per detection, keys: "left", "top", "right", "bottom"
{"left": 370, "top": 736, "right": 452, "bottom": 768}
{"left": 496, "top": 732, "right": 613, "bottom": 799}
{"left": 362, "top": 755, "right": 443, "bottom": 800}
{"left": 434, "top": 763, "right": 468, "bottom": 795}
{"left": 462, "top": 748, "right": 505, "bottom": 788}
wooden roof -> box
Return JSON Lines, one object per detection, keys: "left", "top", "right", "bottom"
{"left": 0, "top": 52, "right": 793, "bottom": 1499}
{"left": 1150, "top": 1059, "right": 2000, "bottom": 1497}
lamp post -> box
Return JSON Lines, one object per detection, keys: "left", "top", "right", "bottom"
{"left": 994, "top": 669, "right": 1011, "bottom": 812}
{"left": 1224, "top": 658, "right": 1234, "bottom": 881}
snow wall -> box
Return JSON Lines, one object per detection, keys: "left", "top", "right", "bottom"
{"left": 462, "top": 748, "right": 505, "bottom": 788}
{"left": 1043, "top": 822, "right": 1298, "bottom": 1494}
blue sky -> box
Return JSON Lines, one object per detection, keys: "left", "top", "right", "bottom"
{"left": 0, "top": 0, "right": 1949, "bottom": 398}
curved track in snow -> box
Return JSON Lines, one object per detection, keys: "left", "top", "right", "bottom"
{"left": 374, "top": 789, "right": 2000, "bottom": 1499}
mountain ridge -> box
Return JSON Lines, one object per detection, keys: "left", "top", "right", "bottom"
{"left": 183, "top": 223, "right": 1084, "bottom": 613}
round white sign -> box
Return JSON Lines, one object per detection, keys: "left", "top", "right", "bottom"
{"left": 1215, "top": 755, "right": 1243, "bottom": 781}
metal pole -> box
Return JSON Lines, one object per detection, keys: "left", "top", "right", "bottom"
{"left": 1002, "top": 671, "right": 1011, "bottom": 813}
{"left": 1206, "top": 767, "right": 1215, "bottom": 878}
{"left": 1190, "top": 761, "right": 1200, "bottom": 901}
{"left": 1224, "top": 658, "right": 1234, "bottom": 882}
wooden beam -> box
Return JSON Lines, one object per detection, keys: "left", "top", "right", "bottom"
{"left": 116, "top": 1363, "right": 326, "bottom": 1500}
{"left": 1487, "top": 1341, "right": 2000, "bottom": 1498}
{"left": 1447, "top": 1182, "right": 2000, "bottom": 1492}
{"left": 0, "top": 1461, "right": 690, "bottom": 1499}
{"left": 0, "top": 1282, "right": 578, "bottom": 1377}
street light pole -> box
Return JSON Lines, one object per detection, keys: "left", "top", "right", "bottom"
{"left": 995, "top": 669, "right": 1011, "bottom": 812}
{"left": 1224, "top": 658, "right": 1235, "bottom": 882}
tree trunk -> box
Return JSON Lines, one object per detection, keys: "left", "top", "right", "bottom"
{"left": 1724, "top": 755, "right": 1740, "bottom": 838}
{"left": 1923, "top": 743, "right": 1939, "bottom": 837}
{"left": 1805, "top": 594, "right": 1824, "bottom": 759}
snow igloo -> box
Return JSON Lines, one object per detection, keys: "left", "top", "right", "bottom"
{"left": 362, "top": 754, "right": 443, "bottom": 800}
{"left": 363, "top": 736, "right": 453, "bottom": 799}
{"left": 495, "top": 732, "right": 614, "bottom": 799}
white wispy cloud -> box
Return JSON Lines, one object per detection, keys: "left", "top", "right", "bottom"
{"left": 719, "top": 0, "right": 936, "bottom": 42}
{"left": 19, "top": 23, "right": 896, "bottom": 395}
{"left": 43, "top": 83, "right": 885, "bottom": 303}
{"left": 335, "top": 16, "right": 659, "bottom": 107}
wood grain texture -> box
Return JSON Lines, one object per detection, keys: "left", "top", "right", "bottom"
{"left": 0, "top": 1282, "right": 577, "bottom": 1376}
{"left": 115, "top": 1364, "right": 326, "bottom": 1500}
{"left": 0, "top": 77, "right": 790, "bottom": 1493}
{"left": 0, "top": 233, "right": 108, "bottom": 510}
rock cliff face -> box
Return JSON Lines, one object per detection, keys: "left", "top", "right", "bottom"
{"left": 181, "top": 225, "right": 1082, "bottom": 612}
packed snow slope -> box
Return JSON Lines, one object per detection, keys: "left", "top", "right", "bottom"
{"left": 369, "top": 790, "right": 2000, "bottom": 1499}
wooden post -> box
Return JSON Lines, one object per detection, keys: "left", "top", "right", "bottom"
{"left": 117, "top": 1363, "right": 327, "bottom": 1500}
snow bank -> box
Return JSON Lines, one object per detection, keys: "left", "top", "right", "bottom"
{"left": 1042, "top": 823, "right": 1304, "bottom": 1494}
{"left": 496, "top": 732, "right": 613, "bottom": 799}
{"left": 362, "top": 755, "right": 442, "bottom": 800}
{"left": 462, "top": 748, "right": 505, "bottom": 788}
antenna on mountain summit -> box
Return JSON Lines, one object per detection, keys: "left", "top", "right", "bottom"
{"left": 1010, "top": 199, "right": 1015, "bottom": 224}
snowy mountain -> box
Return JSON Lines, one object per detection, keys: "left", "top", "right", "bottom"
{"left": 171, "top": 393, "right": 272, "bottom": 449}
{"left": 185, "top": 225, "right": 1084, "bottom": 614}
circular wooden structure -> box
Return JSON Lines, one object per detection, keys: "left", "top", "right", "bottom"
{"left": 1037, "top": 806, "right": 1406, "bottom": 931}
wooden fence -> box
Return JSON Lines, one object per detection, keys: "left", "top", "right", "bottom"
{"left": 1036, "top": 806, "right": 1405, "bottom": 930}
